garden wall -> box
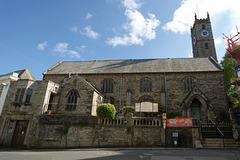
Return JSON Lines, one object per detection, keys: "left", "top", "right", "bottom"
{"left": 28, "top": 115, "right": 197, "bottom": 148}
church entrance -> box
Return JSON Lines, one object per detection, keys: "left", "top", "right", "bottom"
{"left": 190, "top": 99, "right": 201, "bottom": 120}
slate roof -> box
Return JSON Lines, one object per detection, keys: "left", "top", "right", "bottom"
{"left": 0, "top": 69, "right": 26, "bottom": 78}
{"left": 43, "top": 57, "right": 223, "bottom": 75}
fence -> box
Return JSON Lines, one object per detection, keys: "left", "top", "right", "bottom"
{"left": 201, "top": 123, "right": 233, "bottom": 138}
{"left": 99, "top": 114, "right": 161, "bottom": 127}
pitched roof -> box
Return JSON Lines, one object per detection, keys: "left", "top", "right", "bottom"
{"left": 43, "top": 57, "right": 223, "bottom": 75}
{"left": 0, "top": 69, "right": 26, "bottom": 78}
{"left": 0, "top": 69, "right": 36, "bottom": 80}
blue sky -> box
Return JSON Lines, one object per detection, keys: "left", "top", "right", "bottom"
{"left": 1, "top": 0, "right": 240, "bottom": 80}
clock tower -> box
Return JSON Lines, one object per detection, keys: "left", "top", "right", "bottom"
{"left": 191, "top": 13, "right": 217, "bottom": 60}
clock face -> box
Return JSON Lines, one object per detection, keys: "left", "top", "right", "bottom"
{"left": 200, "top": 30, "right": 209, "bottom": 37}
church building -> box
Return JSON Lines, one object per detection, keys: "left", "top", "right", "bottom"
{"left": 0, "top": 13, "right": 229, "bottom": 148}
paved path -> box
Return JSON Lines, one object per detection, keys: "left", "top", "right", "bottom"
{"left": 0, "top": 148, "right": 239, "bottom": 160}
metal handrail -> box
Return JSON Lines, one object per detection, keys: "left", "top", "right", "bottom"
{"left": 204, "top": 114, "right": 226, "bottom": 147}
{"left": 207, "top": 116, "right": 225, "bottom": 137}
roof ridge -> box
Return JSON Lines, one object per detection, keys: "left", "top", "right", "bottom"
{"left": 43, "top": 61, "right": 63, "bottom": 75}
{"left": 60, "top": 57, "right": 208, "bottom": 63}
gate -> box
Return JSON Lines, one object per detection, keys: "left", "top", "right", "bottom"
{"left": 201, "top": 124, "right": 233, "bottom": 138}
{"left": 11, "top": 120, "right": 29, "bottom": 148}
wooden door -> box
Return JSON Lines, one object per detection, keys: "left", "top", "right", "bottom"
{"left": 190, "top": 99, "right": 201, "bottom": 120}
{"left": 11, "top": 120, "right": 29, "bottom": 148}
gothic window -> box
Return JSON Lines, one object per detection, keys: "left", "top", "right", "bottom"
{"left": 138, "top": 95, "right": 153, "bottom": 102}
{"left": 66, "top": 89, "right": 79, "bottom": 111}
{"left": 183, "top": 77, "right": 196, "bottom": 92}
{"left": 140, "top": 77, "right": 152, "bottom": 92}
{"left": 25, "top": 89, "right": 33, "bottom": 103}
{"left": 205, "top": 43, "right": 209, "bottom": 49}
{"left": 202, "top": 24, "right": 206, "bottom": 29}
{"left": 14, "top": 88, "right": 25, "bottom": 103}
{"left": 101, "top": 79, "right": 114, "bottom": 93}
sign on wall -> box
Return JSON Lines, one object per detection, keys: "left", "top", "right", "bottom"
{"left": 166, "top": 118, "right": 193, "bottom": 127}
{"left": 236, "top": 65, "right": 240, "bottom": 77}
{"left": 135, "top": 102, "right": 158, "bottom": 112}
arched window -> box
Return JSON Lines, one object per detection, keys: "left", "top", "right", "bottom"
{"left": 183, "top": 77, "right": 196, "bottom": 92}
{"left": 138, "top": 95, "right": 153, "bottom": 102}
{"left": 140, "top": 77, "right": 152, "bottom": 92}
{"left": 101, "top": 79, "right": 114, "bottom": 93}
{"left": 66, "top": 89, "right": 79, "bottom": 111}
{"left": 202, "top": 24, "right": 206, "bottom": 30}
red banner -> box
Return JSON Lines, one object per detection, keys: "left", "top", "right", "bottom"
{"left": 166, "top": 118, "right": 193, "bottom": 127}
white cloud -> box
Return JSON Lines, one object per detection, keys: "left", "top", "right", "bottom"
{"left": 81, "top": 25, "right": 100, "bottom": 39}
{"left": 37, "top": 41, "right": 47, "bottom": 51}
{"left": 54, "top": 43, "right": 81, "bottom": 59}
{"left": 122, "top": 0, "right": 141, "bottom": 10}
{"left": 107, "top": 0, "right": 160, "bottom": 47}
{"left": 71, "top": 26, "right": 78, "bottom": 32}
{"left": 162, "top": 0, "right": 240, "bottom": 34}
{"left": 214, "top": 37, "right": 222, "bottom": 46}
{"left": 68, "top": 50, "right": 81, "bottom": 58}
{"left": 86, "top": 13, "right": 93, "bottom": 20}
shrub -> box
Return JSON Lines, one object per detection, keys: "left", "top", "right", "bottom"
{"left": 167, "top": 111, "right": 182, "bottom": 119}
{"left": 121, "top": 106, "right": 135, "bottom": 115}
{"left": 97, "top": 103, "right": 117, "bottom": 119}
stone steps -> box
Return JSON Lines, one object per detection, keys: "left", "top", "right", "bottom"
{"left": 201, "top": 138, "right": 240, "bottom": 148}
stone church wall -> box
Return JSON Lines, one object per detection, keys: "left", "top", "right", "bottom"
{"left": 43, "top": 71, "right": 228, "bottom": 119}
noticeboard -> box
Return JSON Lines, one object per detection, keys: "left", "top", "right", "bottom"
{"left": 135, "top": 102, "right": 158, "bottom": 112}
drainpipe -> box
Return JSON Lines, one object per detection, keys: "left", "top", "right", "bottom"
{"left": 119, "top": 75, "right": 123, "bottom": 116}
{"left": 164, "top": 73, "right": 168, "bottom": 147}
{"left": 164, "top": 73, "right": 168, "bottom": 114}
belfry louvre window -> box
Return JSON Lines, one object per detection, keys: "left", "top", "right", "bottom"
{"left": 183, "top": 77, "right": 195, "bottom": 92}
{"left": 66, "top": 89, "right": 79, "bottom": 111}
{"left": 14, "top": 88, "right": 25, "bottom": 102}
{"left": 140, "top": 78, "right": 152, "bottom": 92}
{"left": 101, "top": 79, "right": 114, "bottom": 93}
{"left": 205, "top": 43, "right": 209, "bottom": 49}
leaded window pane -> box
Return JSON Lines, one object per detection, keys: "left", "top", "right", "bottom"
{"left": 140, "top": 78, "right": 152, "bottom": 92}
{"left": 66, "top": 89, "right": 78, "bottom": 111}
{"left": 101, "top": 79, "right": 114, "bottom": 93}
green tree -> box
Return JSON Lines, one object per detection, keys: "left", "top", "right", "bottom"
{"left": 220, "top": 56, "right": 237, "bottom": 91}
{"left": 220, "top": 56, "right": 240, "bottom": 110}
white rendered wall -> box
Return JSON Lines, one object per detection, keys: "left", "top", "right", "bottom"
{"left": 0, "top": 79, "right": 10, "bottom": 115}
{"left": 0, "top": 75, "right": 19, "bottom": 115}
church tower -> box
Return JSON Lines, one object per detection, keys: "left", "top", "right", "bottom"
{"left": 191, "top": 13, "right": 217, "bottom": 60}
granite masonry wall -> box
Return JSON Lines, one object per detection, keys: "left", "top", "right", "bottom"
{"left": 44, "top": 71, "right": 228, "bottom": 120}
{"left": 27, "top": 114, "right": 166, "bottom": 148}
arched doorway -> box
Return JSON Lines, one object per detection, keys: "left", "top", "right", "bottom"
{"left": 190, "top": 99, "right": 201, "bottom": 120}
